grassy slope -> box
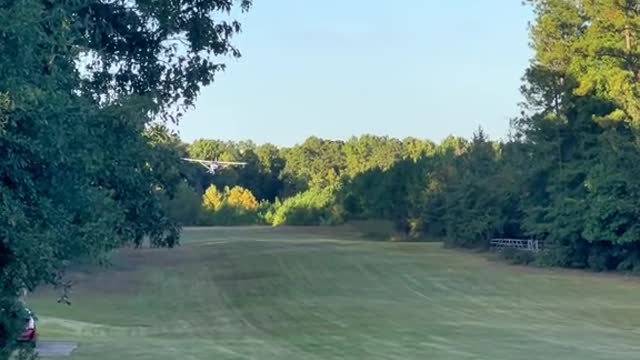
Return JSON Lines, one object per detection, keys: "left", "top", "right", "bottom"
{"left": 29, "top": 227, "right": 640, "bottom": 360}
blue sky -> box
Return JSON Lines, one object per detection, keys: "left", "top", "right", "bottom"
{"left": 177, "top": 1, "right": 534, "bottom": 146}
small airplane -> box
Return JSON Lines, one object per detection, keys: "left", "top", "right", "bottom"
{"left": 182, "top": 158, "right": 247, "bottom": 175}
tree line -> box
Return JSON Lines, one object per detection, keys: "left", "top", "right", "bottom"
{"left": 166, "top": 134, "right": 445, "bottom": 227}
{"left": 170, "top": 0, "right": 640, "bottom": 274}
{"left": 171, "top": 106, "right": 640, "bottom": 274}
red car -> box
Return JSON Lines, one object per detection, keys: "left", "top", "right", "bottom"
{"left": 17, "top": 308, "right": 37, "bottom": 345}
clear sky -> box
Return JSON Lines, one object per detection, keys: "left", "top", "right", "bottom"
{"left": 177, "top": 1, "right": 534, "bottom": 147}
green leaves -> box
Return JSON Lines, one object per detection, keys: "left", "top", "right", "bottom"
{"left": 529, "top": 0, "right": 640, "bottom": 125}
{"left": 0, "top": 0, "right": 251, "bottom": 354}
{"left": 74, "top": 0, "right": 251, "bottom": 120}
{"left": 516, "top": 1, "right": 640, "bottom": 270}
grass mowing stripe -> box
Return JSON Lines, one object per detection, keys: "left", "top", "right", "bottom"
{"left": 27, "top": 227, "right": 640, "bottom": 360}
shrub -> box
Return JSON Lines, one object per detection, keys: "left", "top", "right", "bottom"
{"left": 536, "top": 240, "right": 590, "bottom": 269}
{"left": 226, "top": 186, "right": 258, "bottom": 211}
{"left": 198, "top": 185, "right": 260, "bottom": 226}
{"left": 350, "top": 219, "right": 396, "bottom": 241}
{"left": 202, "top": 185, "right": 223, "bottom": 211}
{"left": 616, "top": 252, "right": 640, "bottom": 273}
{"left": 198, "top": 205, "right": 258, "bottom": 226}
{"left": 586, "top": 245, "right": 614, "bottom": 272}
{"left": 500, "top": 248, "right": 536, "bottom": 265}
{"left": 272, "top": 186, "right": 343, "bottom": 226}
{"left": 407, "top": 218, "right": 424, "bottom": 239}
{"left": 165, "top": 182, "right": 201, "bottom": 226}
{"left": 258, "top": 198, "right": 281, "bottom": 225}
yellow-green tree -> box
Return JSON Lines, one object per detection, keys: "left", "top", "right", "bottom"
{"left": 202, "top": 185, "right": 223, "bottom": 211}
{"left": 225, "top": 186, "right": 258, "bottom": 211}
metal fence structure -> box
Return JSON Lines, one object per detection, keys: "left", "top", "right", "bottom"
{"left": 490, "top": 238, "right": 543, "bottom": 253}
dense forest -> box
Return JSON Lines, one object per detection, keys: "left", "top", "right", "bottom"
{"left": 167, "top": 0, "right": 640, "bottom": 273}
{"left": 169, "top": 103, "right": 640, "bottom": 272}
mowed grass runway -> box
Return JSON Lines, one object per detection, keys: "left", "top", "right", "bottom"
{"left": 29, "top": 227, "right": 640, "bottom": 359}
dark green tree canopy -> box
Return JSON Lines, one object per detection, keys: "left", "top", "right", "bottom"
{"left": 75, "top": 0, "right": 252, "bottom": 118}
{"left": 527, "top": 0, "right": 640, "bottom": 125}
{"left": 0, "top": 0, "right": 251, "bottom": 356}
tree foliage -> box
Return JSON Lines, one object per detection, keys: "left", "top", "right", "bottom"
{"left": 197, "top": 185, "right": 261, "bottom": 226}
{"left": 272, "top": 186, "right": 343, "bottom": 226}
{"left": 202, "top": 185, "right": 224, "bottom": 211}
{"left": 528, "top": 0, "right": 640, "bottom": 125}
{"left": 226, "top": 186, "right": 259, "bottom": 211}
{"left": 0, "top": 0, "right": 251, "bottom": 355}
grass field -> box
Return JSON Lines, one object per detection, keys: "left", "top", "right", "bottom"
{"left": 29, "top": 227, "right": 640, "bottom": 359}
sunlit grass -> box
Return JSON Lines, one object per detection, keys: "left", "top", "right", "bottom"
{"left": 29, "top": 227, "right": 640, "bottom": 359}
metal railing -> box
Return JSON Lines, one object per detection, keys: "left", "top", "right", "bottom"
{"left": 490, "top": 238, "right": 543, "bottom": 252}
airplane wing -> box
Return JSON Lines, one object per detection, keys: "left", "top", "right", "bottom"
{"left": 182, "top": 158, "right": 210, "bottom": 164}
{"left": 182, "top": 158, "right": 247, "bottom": 170}
{"left": 215, "top": 161, "right": 247, "bottom": 166}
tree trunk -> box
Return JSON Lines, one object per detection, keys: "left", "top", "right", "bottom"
{"left": 625, "top": 27, "right": 632, "bottom": 51}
